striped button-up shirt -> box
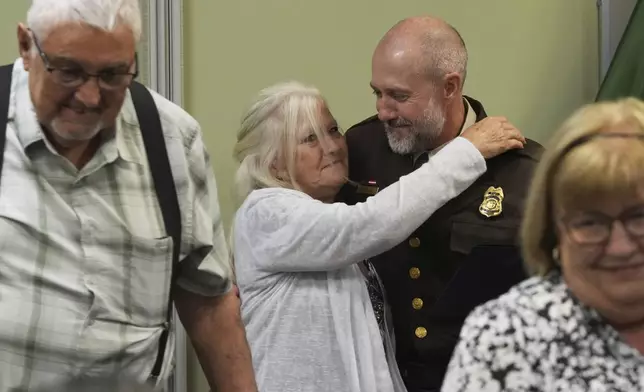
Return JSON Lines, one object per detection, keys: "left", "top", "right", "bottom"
{"left": 0, "top": 59, "right": 232, "bottom": 391}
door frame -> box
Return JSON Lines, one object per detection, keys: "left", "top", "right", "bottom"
{"left": 146, "top": 1, "right": 187, "bottom": 392}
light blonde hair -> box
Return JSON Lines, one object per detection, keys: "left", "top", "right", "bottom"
{"left": 521, "top": 97, "right": 644, "bottom": 275}
{"left": 229, "top": 81, "right": 334, "bottom": 274}
{"left": 232, "top": 80, "right": 332, "bottom": 203}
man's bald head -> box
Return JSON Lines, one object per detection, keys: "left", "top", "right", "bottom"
{"left": 374, "top": 16, "right": 468, "bottom": 84}
{"left": 370, "top": 16, "right": 470, "bottom": 155}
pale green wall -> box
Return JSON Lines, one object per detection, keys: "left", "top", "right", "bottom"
{"left": 185, "top": 0, "right": 599, "bottom": 230}
{"left": 183, "top": 1, "right": 598, "bottom": 390}
{"left": 0, "top": 3, "right": 28, "bottom": 64}
{"left": 0, "top": 1, "right": 599, "bottom": 391}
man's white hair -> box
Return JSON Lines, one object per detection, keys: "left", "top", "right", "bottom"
{"left": 27, "top": 0, "right": 142, "bottom": 42}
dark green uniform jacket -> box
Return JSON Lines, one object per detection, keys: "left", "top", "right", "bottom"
{"left": 337, "top": 96, "right": 544, "bottom": 392}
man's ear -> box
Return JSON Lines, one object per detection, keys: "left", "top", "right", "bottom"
{"left": 17, "top": 23, "right": 33, "bottom": 71}
{"left": 443, "top": 72, "right": 463, "bottom": 100}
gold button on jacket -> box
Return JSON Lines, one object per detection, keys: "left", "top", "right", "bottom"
{"left": 409, "top": 267, "right": 421, "bottom": 279}
{"left": 415, "top": 327, "right": 427, "bottom": 339}
{"left": 412, "top": 297, "right": 424, "bottom": 310}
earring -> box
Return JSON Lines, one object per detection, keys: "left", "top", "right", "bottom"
{"left": 552, "top": 247, "right": 560, "bottom": 265}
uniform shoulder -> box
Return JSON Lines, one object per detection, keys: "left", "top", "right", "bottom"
{"left": 345, "top": 114, "right": 380, "bottom": 136}
{"left": 519, "top": 138, "right": 545, "bottom": 162}
{"left": 343, "top": 114, "right": 389, "bottom": 157}
{"left": 491, "top": 137, "right": 544, "bottom": 166}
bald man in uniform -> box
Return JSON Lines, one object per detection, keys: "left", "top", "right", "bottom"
{"left": 338, "top": 16, "right": 544, "bottom": 392}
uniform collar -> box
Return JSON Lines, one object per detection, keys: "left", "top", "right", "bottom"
{"left": 413, "top": 96, "right": 477, "bottom": 162}
{"left": 8, "top": 58, "right": 145, "bottom": 166}
{"left": 461, "top": 96, "right": 478, "bottom": 133}
{"left": 114, "top": 89, "right": 147, "bottom": 166}
{"left": 10, "top": 58, "right": 43, "bottom": 150}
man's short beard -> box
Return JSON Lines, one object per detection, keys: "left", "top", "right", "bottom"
{"left": 384, "top": 103, "right": 446, "bottom": 155}
{"left": 49, "top": 118, "right": 105, "bottom": 144}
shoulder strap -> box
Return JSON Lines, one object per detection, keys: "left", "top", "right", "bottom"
{"left": 0, "top": 64, "right": 14, "bottom": 188}
{"left": 129, "top": 81, "right": 181, "bottom": 378}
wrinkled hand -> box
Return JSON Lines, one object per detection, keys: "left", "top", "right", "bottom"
{"left": 461, "top": 116, "right": 526, "bottom": 159}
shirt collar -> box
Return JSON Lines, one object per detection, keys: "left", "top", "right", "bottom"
{"left": 412, "top": 97, "right": 478, "bottom": 162}
{"left": 461, "top": 96, "right": 478, "bottom": 134}
{"left": 10, "top": 58, "right": 43, "bottom": 150}
{"left": 8, "top": 58, "right": 145, "bottom": 166}
{"left": 115, "top": 90, "right": 147, "bottom": 166}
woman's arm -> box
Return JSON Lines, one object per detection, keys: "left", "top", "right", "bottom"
{"left": 234, "top": 136, "right": 485, "bottom": 272}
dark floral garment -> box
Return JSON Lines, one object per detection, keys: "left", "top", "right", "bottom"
{"left": 363, "top": 260, "right": 385, "bottom": 332}
{"left": 441, "top": 272, "right": 644, "bottom": 392}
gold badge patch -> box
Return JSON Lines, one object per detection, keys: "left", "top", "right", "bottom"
{"left": 479, "top": 186, "right": 504, "bottom": 218}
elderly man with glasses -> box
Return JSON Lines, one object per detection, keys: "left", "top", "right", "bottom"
{"left": 0, "top": 0, "right": 257, "bottom": 391}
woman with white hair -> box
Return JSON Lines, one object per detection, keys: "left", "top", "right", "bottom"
{"left": 231, "top": 81, "right": 525, "bottom": 392}
{"left": 441, "top": 98, "right": 644, "bottom": 391}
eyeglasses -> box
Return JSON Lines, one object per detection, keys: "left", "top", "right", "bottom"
{"left": 541, "top": 132, "right": 644, "bottom": 251}
{"left": 30, "top": 30, "right": 138, "bottom": 91}
{"left": 560, "top": 206, "right": 644, "bottom": 245}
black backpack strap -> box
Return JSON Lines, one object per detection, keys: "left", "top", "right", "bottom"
{"left": 0, "top": 64, "right": 14, "bottom": 188}
{"left": 129, "top": 81, "right": 181, "bottom": 378}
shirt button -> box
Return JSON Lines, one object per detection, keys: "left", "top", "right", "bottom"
{"left": 415, "top": 327, "right": 427, "bottom": 339}
{"left": 409, "top": 267, "right": 421, "bottom": 279}
{"left": 412, "top": 297, "right": 424, "bottom": 310}
{"left": 409, "top": 237, "right": 421, "bottom": 248}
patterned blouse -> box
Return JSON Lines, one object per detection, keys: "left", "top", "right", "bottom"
{"left": 441, "top": 272, "right": 644, "bottom": 392}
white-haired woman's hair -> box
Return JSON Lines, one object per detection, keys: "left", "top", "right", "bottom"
{"left": 27, "top": 0, "right": 142, "bottom": 42}
{"left": 229, "top": 81, "right": 329, "bottom": 275}
{"left": 232, "top": 80, "right": 328, "bottom": 203}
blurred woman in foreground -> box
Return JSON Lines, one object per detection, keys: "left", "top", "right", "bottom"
{"left": 442, "top": 98, "right": 644, "bottom": 392}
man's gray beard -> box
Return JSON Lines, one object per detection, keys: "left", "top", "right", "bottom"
{"left": 384, "top": 106, "right": 445, "bottom": 155}
{"left": 50, "top": 118, "right": 105, "bottom": 143}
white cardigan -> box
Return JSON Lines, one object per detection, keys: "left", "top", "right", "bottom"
{"left": 233, "top": 137, "right": 486, "bottom": 392}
